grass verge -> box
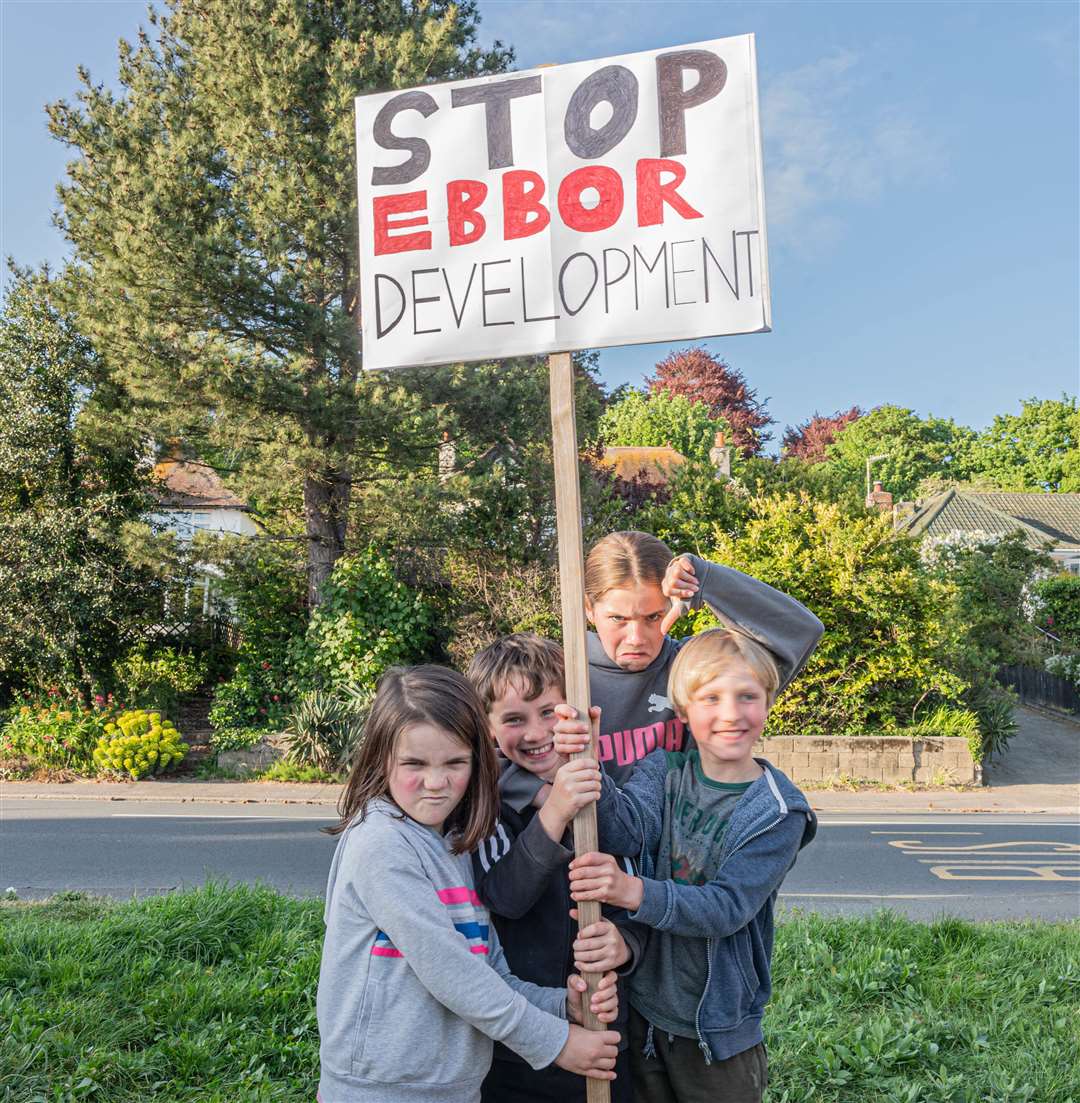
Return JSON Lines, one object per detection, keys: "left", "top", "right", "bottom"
{"left": 2, "top": 886, "right": 1077, "bottom": 1102}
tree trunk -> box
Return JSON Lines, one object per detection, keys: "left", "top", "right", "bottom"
{"left": 304, "top": 468, "right": 350, "bottom": 607}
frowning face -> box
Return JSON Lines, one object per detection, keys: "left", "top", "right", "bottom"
{"left": 387, "top": 722, "right": 473, "bottom": 832}
{"left": 586, "top": 583, "right": 669, "bottom": 671}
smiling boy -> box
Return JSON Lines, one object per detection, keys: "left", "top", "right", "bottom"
{"left": 467, "top": 634, "right": 642, "bottom": 1103}
{"left": 553, "top": 627, "right": 818, "bottom": 1103}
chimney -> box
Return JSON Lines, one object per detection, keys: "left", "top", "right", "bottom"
{"left": 865, "top": 479, "right": 894, "bottom": 512}
{"left": 709, "top": 430, "right": 732, "bottom": 480}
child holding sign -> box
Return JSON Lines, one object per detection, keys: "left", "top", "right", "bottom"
{"left": 467, "top": 634, "right": 644, "bottom": 1103}
{"left": 316, "top": 665, "right": 621, "bottom": 1103}
{"left": 502, "top": 530, "right": 822, "bottom": 802}
{"left": 553, "top": 627, "right": 819, "bottom": 1102}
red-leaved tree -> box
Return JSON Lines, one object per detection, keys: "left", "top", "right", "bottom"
{"left": 782, "top": 407, "right": 864, "bottom": 462}
{"left": 647, "top": 347, "right": 773, "bottom": 456}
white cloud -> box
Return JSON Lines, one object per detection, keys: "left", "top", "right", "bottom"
{"left": 762, "top": 50, "right": 945, "bottom": 250}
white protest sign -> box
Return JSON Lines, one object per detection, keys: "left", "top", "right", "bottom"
{"left": 355, "top": 35, "right": 770, "bottom": 371}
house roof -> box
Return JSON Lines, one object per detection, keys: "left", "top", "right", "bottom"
{"left": 597, "top": 446, "right": 688, "bottom": 484}
{"left": 152, "top": 458, "right": 250, "bottom": 511}
{"left": 900, "top": 489, "right": 1080, "bottom": 550}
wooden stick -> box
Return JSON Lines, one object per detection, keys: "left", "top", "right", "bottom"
{"left": 548, "top": 351, "right": 610, "bottom": 1103}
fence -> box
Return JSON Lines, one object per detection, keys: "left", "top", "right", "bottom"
{"left": 997, "top": 664, "right": 1080, "bottom": 715}
{"left": 119, "top": 615, "right": 241, "bottom": 652}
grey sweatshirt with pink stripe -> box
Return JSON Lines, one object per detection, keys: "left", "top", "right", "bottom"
{"left": 317, "top": 798, "right": 570, "bottom": 1103}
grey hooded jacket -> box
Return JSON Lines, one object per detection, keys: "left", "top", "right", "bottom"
{"left": 317, "top": 799, "right": 570, "bottom": 1102}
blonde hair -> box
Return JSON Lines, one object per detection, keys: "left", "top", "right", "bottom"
{"left": 669, "top": 628, "right": 781, "bottom": 711}
{"left": 467, "top": 633, "right": 565, "bottom": 713}
{"left": 584, "top": 531, "right": 673, "bottom": 605}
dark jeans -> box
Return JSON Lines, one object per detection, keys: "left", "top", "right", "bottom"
{"left": 482, "top": 1048, "right": 634, "bottom": 1103}
{"left": 629, "top": 1007, "right": 767, "bottom": 1103}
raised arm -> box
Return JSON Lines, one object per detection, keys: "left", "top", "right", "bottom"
{"left": 669, "top": 553, "right": 823, "bottom": 692}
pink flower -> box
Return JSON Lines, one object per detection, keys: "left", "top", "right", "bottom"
{"left": 94, "top": 695, "right": 105, "bottom": 706}
{"left": 272, "top": 695, "right": 280, "bottom": 702}
{"left": 259, "top": 707, "right": 267, "bottom": 714}
{"left": 1047, "top": 615, "right": 1055, "bottom": 626}
{"left": 261, "top": 661, "right": 271, "bottom": 670}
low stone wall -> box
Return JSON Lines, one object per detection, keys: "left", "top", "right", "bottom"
{"left": 217, "top": 734, "right": 287, "bottom": 774}
{"left": 754, "top": 736, "right": 980, "bottom": 786}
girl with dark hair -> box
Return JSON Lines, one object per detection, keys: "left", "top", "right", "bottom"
{"left": 316, "top": 664, "right": 622, "bottom": 1103}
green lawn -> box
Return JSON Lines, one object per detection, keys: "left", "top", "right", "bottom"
{"left": 1, "top": 885, "right": 1077, "bottom": 1102}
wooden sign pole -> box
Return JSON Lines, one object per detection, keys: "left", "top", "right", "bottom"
{"left": 548, "top": 350, "right": 610, "bottom": 1103}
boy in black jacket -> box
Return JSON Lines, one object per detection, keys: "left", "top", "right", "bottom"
{"left": 469, "top": 634, "right": 643, "bottom": 1103}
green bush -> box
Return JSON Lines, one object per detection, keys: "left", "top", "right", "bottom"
{"left": 113, "top": 644, "right": 208, "bottom": 714}
{"left": 1034, "top": 573, "right": 1080, "bottom": 645}
{"left": 897, "top": 704, "right": 983, "bottom": 762}
{"left": 208, "top": 652, "right": 292, "bottom": 735}
{"left": 92, "top": 709, "right": 188, "bottom": 779}
{"left": 206, "top": 540, "right": 308, "bottom": 740}
{"left": 208, "top": 724, "right": 267, "bottom": 753}
{"left": 704, "top": 495, "right": 969, "bottom": 736}
{"left": 438, "top": 550, "right": 561, "bottom": 667}
{"left": 295, "top": 546, "right": 434, "bottom": 693}
{"left": 924, "top": 531, "right": 1053, "bottom": 667}
{"left": 0, "top": 694, "right": 115, "bottom": 773}
{"left": 282, "top": 688, "right": 367, "bottom": 772}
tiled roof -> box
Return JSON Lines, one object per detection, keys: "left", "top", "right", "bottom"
{"left": 597, "top": 446, "right": 688, "bottom": 484}
{"left": 152, "top": 458, "right": 250, "bottom": 510}
{"left": 900, "top": 489, "right": 1080, "bottom": 549}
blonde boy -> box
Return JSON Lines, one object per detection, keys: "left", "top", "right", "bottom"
{"left": 554, "top": 628, "right": 818, "bottom": 1103}
{"left": 467, "top": 633, "right": 642, "bottom": 1103}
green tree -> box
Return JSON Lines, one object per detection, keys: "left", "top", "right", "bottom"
{"left": 0, "top": 269, "right": 154, "bottom": 699}
{"left": 1033, "top": 573, "right": 1080, "bottom": 646}
{"left": 823, "top": 405, "right": 977, "bottom": 502}
{"left": 966, "top": 396, "right": 1080, "bottom": 491}
{"left": 376, "top": 353, "right": 607, "bottom": 564}
{"left": 924, "top": 531, "right": 1053, "bottom": 668}
{"left": 47, "top": 0, "right": 510, "bottom": 605}
{"left": 647, "top": 346, "right": 772, "bottom": 455}
{"left": 598, "top": 389, "right": 729, "bottom": 464}
{"left": 704, "top": 495, "right": 969, "bottom": 735}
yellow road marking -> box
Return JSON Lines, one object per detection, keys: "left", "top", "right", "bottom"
{"left": 889, "top": 839, "right": 1080, "bottom": 854}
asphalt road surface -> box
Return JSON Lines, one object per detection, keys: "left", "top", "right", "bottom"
{"left": 3, "top": 798, "right": 1078, "bottom": 921}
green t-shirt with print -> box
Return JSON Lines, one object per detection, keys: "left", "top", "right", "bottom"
{"left": 628, "top": 750, "right": 752, "bottom": 1038}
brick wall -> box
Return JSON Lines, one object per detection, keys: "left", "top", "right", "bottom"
{"left": 754, "top": 736, "right": 979, "bottom": 785}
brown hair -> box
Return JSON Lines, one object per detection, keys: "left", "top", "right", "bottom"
{"left": 668, "top": 628, "right": 781, "bottom": 711}
{"left": 325, "top": 665, "right": 499, "bottom": 853}
{"left": 584, "top": 530, "right": 673, "bottom": 605}
{"left": 467, "top": 633, "right": 566, "bottom": 713}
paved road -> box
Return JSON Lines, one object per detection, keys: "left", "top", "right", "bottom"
{"left": 3, "top": 798, "right": 1078, "bottom": 920}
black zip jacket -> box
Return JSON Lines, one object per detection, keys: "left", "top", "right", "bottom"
{"left": 472, "top": 781, "right": 646, "bottom": 1068}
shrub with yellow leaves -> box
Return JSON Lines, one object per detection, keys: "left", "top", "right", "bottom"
{"left": 92, "top": 710, "right": 188, "bottom": 780}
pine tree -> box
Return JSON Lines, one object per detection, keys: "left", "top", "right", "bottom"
{"left": 47, "top": 0, "right": 511, "bottom": 604}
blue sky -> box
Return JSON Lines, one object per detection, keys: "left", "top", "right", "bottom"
{"left": 2, "top": 0, "right": 1078, "bottom": 446}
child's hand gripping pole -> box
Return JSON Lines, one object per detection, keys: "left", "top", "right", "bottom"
{"left": 568, "top": 705, "right": 604, "bottom": 1028}
{"left": 554, "top": 703, "right": 609, "bottom": 1102}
